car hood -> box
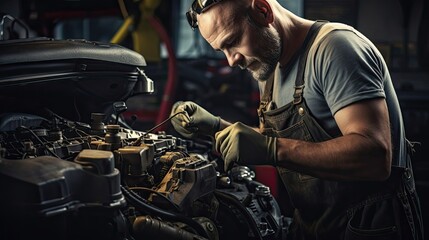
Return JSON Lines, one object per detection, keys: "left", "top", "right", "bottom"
{"left": 0, "top": 37, "right": 153, "bottom": 122}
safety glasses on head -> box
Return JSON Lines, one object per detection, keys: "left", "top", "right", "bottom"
{"left": 186, "top": 0, "right": 223, "bottom": 30}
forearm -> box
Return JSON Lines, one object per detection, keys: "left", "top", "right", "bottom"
{"left": 276, "top": 133, "right": 391, "bottom": 181}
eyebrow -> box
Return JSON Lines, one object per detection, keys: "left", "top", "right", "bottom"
{"left": 215, "top": 36, "right": 230, "bottom": 51}
{"left": 216, "top": 34, "right": 237, "bottom": 52}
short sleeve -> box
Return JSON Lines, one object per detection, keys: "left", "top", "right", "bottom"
{"left": 314, "top": 30, "right": 386, "bottom": 115}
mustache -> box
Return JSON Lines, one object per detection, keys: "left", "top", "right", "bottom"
{"left": 238, "top": 61, "right": 247, "bottom": 70}
{"left": 238, "top": 59, "right": 254, "bottom": 69}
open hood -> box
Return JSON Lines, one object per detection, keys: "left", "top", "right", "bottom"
{"left": 0, "top": 37, "right": 153, "bottom": 122}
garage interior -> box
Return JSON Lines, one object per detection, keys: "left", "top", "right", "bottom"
{"left": 0, "top": 0, "right": 428, "bottom": 239}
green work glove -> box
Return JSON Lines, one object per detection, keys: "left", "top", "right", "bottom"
{"left": 170, "top": 101, "right": 221, "bottom": 139}
{"left": 215, "top": 122, "right": 277, "bottom": 171}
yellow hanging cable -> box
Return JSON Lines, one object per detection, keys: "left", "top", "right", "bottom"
{"left": 111, "top": 0, "right": 132, "bottom": 44}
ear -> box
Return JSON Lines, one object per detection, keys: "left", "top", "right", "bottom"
{"left": 248, "top": 0, "right": 274, "bottom": 27}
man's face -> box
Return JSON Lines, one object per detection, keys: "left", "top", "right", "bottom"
{"left": 197, "top": 4, "right": 281, "bottom": 81}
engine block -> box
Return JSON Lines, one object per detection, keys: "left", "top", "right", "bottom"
{"left": 0, "top": 112, "right": 286, "bottom": 240}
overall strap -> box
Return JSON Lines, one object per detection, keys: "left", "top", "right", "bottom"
{"left": 258, "top": 20, "right": 327, "bottom": 122}
{"left": 293, "top": 20, "right": 327, "bottom": 105}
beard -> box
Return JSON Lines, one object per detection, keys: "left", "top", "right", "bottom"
{"left": 239, "top": 26, "right": 281, "bottom": 81}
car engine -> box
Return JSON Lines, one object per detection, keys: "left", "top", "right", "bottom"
{"left": 0, "top": 112, "right": 284, "bottom": 240}
{"left": 0, "top": 35, "right": 285, "bottom": 239}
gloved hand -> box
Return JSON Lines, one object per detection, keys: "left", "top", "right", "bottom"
{"left": 215, "top": 122, "right": 277, "bottom": 171}
{"left": 170, "top": 101, "right": 220, "bottom": 139}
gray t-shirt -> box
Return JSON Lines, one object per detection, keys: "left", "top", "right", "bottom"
{"left": 259, "top": 23, "right": 407, "bottom": 167}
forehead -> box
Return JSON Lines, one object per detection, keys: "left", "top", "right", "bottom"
{"left": 197, "top": 5, "right": 241, "bottom": 47}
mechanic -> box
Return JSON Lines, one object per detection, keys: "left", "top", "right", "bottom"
{"left": 170, "top": 0, "right": 424, "bottom": 239}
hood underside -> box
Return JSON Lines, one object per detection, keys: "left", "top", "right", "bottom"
{"left": 0, "top": 38, "right": 153, "bottom": 122}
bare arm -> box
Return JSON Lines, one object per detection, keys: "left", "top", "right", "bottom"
{"left": 276, "top": 98, "right": 392, "bottom": 181}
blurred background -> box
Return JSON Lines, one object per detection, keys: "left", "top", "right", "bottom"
{"left": 1, "top": 0, "right": 428, "bottom": 236}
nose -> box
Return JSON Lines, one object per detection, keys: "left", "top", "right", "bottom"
{"left": 224, "top": 50, "right": 243, "bottom": 67}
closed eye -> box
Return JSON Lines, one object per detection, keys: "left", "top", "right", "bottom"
{"left": 225, "top": 37, "right": 240, "bottom": 49}
{"left": 218, "top": 35, "right": 241, "bottom": 51}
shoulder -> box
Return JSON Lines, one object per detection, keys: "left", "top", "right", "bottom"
{"left": 306, "top": 23, "right": 387, "bottom": 114}
{"left": 314, "top": 23, "right": 382, "bottom": 63}
{"left": 309, "top": 23, "right": 385, "bottom": 79}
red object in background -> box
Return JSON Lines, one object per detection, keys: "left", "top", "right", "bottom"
{"left": 149, "top": 16, "right": 178, "bottom": 130}
{"left": 254, "top": 165, "right": 279, "bottom": 199}
{"left": 123, "top": 110, "right": 159, "bottom": 123}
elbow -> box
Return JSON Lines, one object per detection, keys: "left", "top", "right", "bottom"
{"left": 374, "top": 143, "right": 392, "bottom": 181}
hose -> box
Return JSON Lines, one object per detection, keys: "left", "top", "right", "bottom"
{"left": 133, "top": 215, "right": 207, "bottom": 240}
{"left": 120, "top": 186, "right": 209, "bottom": 238}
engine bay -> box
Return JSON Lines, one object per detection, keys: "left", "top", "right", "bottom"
{"left": 0, "top": 111, "right": 284, "bottom": 240}
{"left": 0, "top": 37, "right": 286, "bottom": 240}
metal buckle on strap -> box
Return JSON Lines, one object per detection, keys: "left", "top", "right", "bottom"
{"left": 257, "top": 101, "right": 268, "bottom": 123}
{"left": 293, "top": 85, "right": 305, "bottom": 105}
